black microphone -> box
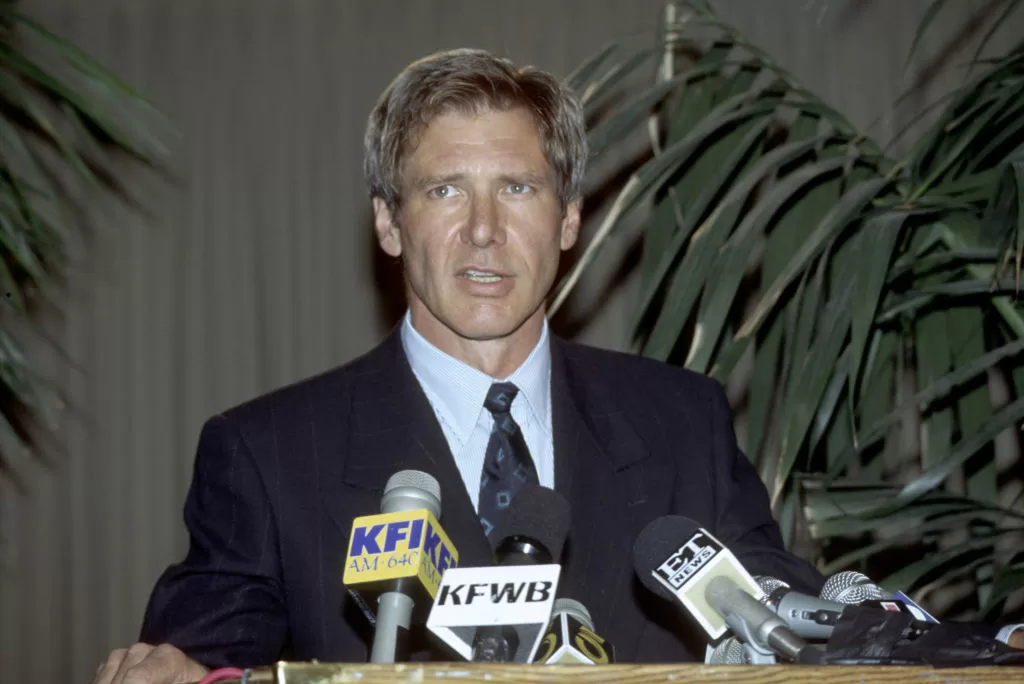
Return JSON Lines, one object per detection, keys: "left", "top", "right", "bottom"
{"left": 471, "top": 485, "right": 571, "bottom": 663}
{"left": 633, "top": 515, "right": 817, "bottom": 663}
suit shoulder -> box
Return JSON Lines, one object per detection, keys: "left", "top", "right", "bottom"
{"left": 556, "top": 338, "right": 724, "bottom": 398}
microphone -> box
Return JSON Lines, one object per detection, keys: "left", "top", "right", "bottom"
{"left": 532, "top": 598, "right": 615, "bottom": 664}
{"left": 705, "top": 575, "right": 784, "bottom": 664}
{"left": 471, "top": 485, "right": 571, "bottom": 663}
{"left": 342, "top": 470, "right": 459, "bottom": 663}
{"left": 822, "top": 571, "right": 939, "bottom": 623}
{"left": 757, "top": 575, "right": 847, "bottom": 640}
{"left": 820, "top": 571, "right": 888, "bottom": 603}
{"left": 633, "top": 515, "right": 817, "bottom": 663}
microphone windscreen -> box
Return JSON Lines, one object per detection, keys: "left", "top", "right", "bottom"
{"left": 707, "top": 637, "right": 749, "bottom": 664}
{"left": 552, "top": 598, "right": 594, "bottom": 630}
{"left": 382, "top": 469, "right": 442, "bottom": 517}
{"left": 821, "top": 571, "right": 887, "bottom": 603}
{"left": 499, "top": 486, "right": 571, "bottom": 561}
{"left": 754, "top": 575, "right": 790, "bottom": 597}
{"left": 631, "top": 515, "right": 702, "bottom": 600}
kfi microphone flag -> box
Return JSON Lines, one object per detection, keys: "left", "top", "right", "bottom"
{"left": 343, "top": 509, "right": 458, "bottom": 599}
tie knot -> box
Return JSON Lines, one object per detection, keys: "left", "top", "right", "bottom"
{"left": 484, "top": 382, "right": 519, "bottom": 415}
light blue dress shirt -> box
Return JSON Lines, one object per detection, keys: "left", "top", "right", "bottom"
{"left": 400, "top": 311, "right": 554, "bottom": 511}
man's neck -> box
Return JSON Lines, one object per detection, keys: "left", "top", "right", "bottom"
{"left": 408, "top": 309, "right": 545, "bottom": 379}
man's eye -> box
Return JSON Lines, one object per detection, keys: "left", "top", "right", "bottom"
{"left": 508, "top": 183, "right": 531, "bottom": 195}
{"left": 428, "top": 184, "right": 457, "bottom": 199}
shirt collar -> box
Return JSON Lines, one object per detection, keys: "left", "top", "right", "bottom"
{"left": 400, "top": 310, "right": 551, "bottom": 442}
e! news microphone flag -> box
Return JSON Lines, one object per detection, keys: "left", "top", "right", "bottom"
{"left": 637, "top": 520, "right": 763, "bottom": 640}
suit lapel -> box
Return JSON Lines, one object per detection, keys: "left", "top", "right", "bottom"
{"left": 323, "top": 328, "right": 494, "bottom": 570}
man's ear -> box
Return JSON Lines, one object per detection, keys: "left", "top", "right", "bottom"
{"left": 373, "top": 197, "right": 402, "bottom": 257}
{"left": 560, "top": 199, "right": 582, "bottom": 251}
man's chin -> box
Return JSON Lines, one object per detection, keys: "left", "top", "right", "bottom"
{"left": 451, "top": 314, "right": 538, "bottom": 343}
{"left": 452, "top": 323, "right": 519, "bottom": 342}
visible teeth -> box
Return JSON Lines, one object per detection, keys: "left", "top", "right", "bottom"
{"left": 464, "top": 270, "right": 502, "bottom": 283}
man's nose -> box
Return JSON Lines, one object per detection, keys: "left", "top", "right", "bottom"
{"left": 462, "top": 193, "right": 505, "bottom": 247}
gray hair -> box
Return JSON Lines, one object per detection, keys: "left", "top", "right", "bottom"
{"left": 364, "top": 48, "right": 587, "bottom": 212}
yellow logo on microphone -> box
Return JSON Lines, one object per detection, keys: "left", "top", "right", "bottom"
{"left": 343, "top": 510, "right": 458, "bottom": 597}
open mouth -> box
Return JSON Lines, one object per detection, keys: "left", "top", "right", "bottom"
{"left": 461, "top": 269, "right": 506, "bottom": 283}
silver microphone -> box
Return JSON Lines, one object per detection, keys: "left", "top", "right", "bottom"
{"left": 820, "top": 571, "right": 889, "bottom": 604}
{"left": 370, "top": 470, "right": 442, "bottom": 664}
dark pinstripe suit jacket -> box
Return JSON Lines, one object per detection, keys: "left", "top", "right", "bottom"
{"left": 140, "top": 328, "right": 824, "bottom": 667}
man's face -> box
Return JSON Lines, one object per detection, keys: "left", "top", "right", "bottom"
{"left": 373, "top": 107, "right": 580, "bottom": 349}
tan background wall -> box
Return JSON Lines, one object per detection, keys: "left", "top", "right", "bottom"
{"left": 2, "top": 1, "right": 1021, "bottom": 681}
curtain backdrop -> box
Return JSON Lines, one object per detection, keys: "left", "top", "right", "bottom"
{"left": 2, "top": 1, "right": 1020, "bottom": 681}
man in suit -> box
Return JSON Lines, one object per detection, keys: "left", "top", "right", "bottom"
{"left": 92, "top": 47, "right": 834, "bottom": 683}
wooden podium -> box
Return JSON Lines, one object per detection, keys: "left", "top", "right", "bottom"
{"left": 223, "top": 661, "right": 1019, "bottom": 683}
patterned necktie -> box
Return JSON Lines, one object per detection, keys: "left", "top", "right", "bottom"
{"left": 477, "top": 382, "right": 539, "bottom": 545}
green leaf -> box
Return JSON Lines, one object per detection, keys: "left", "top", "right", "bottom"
{"left": 735, "top": 178, "right": 890, "bottom": 350}
{"left": 774, "top": 253, "right": 859, "bottom": 500}
{"left": 0, "top": 406, "right": 34, "bottom": 490}
{"left": 0, "top": 252, "right": 25, "bottom": 311}
{"left": 11, "top": 9, "right": 162, "bottom": 109}
{"left": 917, "top": 310, "right": 954, "bottom": 471}
{"left": 743, "top": 117, "right": 833, "bottom": 463}
{"left": 898, "top": 395, "right": 1024, "bottom": 502}
{"left": 633, "top": 124, "right": 811, "bottom": 333}
{"left": 635, "top": 51, "right": 731, "bottom": 306}
{"left": 881, "top": 537, "right": 996, "bottom": 593}
{"left": 939, "top": 217, "right": 1024, "bottom": 338}
{"left": 786, "top": 245, "right": 831, "bottom": 389}
{"left": 876, "top": 280, "right": 1024, "bottom": 324}
{"left": 655, "top": 153, "right": 847, "bottom": 362}
{"left": 810, "top": 350, "right": 850, "bottom": 454}
{"left": 0, "top": 329, "right": 51, "bottom": 423}
{"left": 981, "top": 564, "right": 1024, "bottom": 617}
{"left": 579, "top": 48, "right": 658, "bottom": 113}
{"left": 910, "top": 84, "right": 1022, "bottom": 199}
{"left": 820, "top": 508, "right": 1010, "bottom": 573}
{"left": 967, "top": 0, "right": 1024, "bottom": 78}
{"left": 0, "top": 207, "right": 48, "bottom": 283}
{"left": 848, "top": 212, "right": 908, "bottom": 408}
{"left": 810, "top": 497, "right": 983, "bottom": 537}
{"left": 554, "top": 93, "right": 794, "bottom": 316}
{"left": 0, "top": 44, "right": 151, "bottom": 158}
{"left": 587, "top": 61, "right": 767, "bottom": 160}
{"left": 951, "top": 310, "right": 999, "bottom": 609}
{"left": 888, "top": 248, "right": 1001, "bottom": 284}
{"left": 0, "top": 69, "right": 100, "bottom": 193}
{"left": 968, "top": 88, "right": 1024, "bottom": 169}
{"left": 566, "top": 42, "right": 619, "bottom": 95}
{"left": 905, "top": 0, "right": 950, "bottom": 68}
{"left": 848, "top": 336, "right": 1024, "bottom": 460}
{"left": 1009, "top": 161, "right": 1024, "bottom": 275}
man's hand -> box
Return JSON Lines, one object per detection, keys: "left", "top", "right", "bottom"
{"left": 1009, "top": 627, "right": 1024, "bottom": 650}
{"left": 92, "top": 643, "right": 209, "bottom": 684}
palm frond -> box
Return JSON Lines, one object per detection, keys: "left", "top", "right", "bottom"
{"left": 0, "top": 0, "right": 168, "bottom": 476}
{"left": 562, "top": 0, "right": 1024, "bottom": 619}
